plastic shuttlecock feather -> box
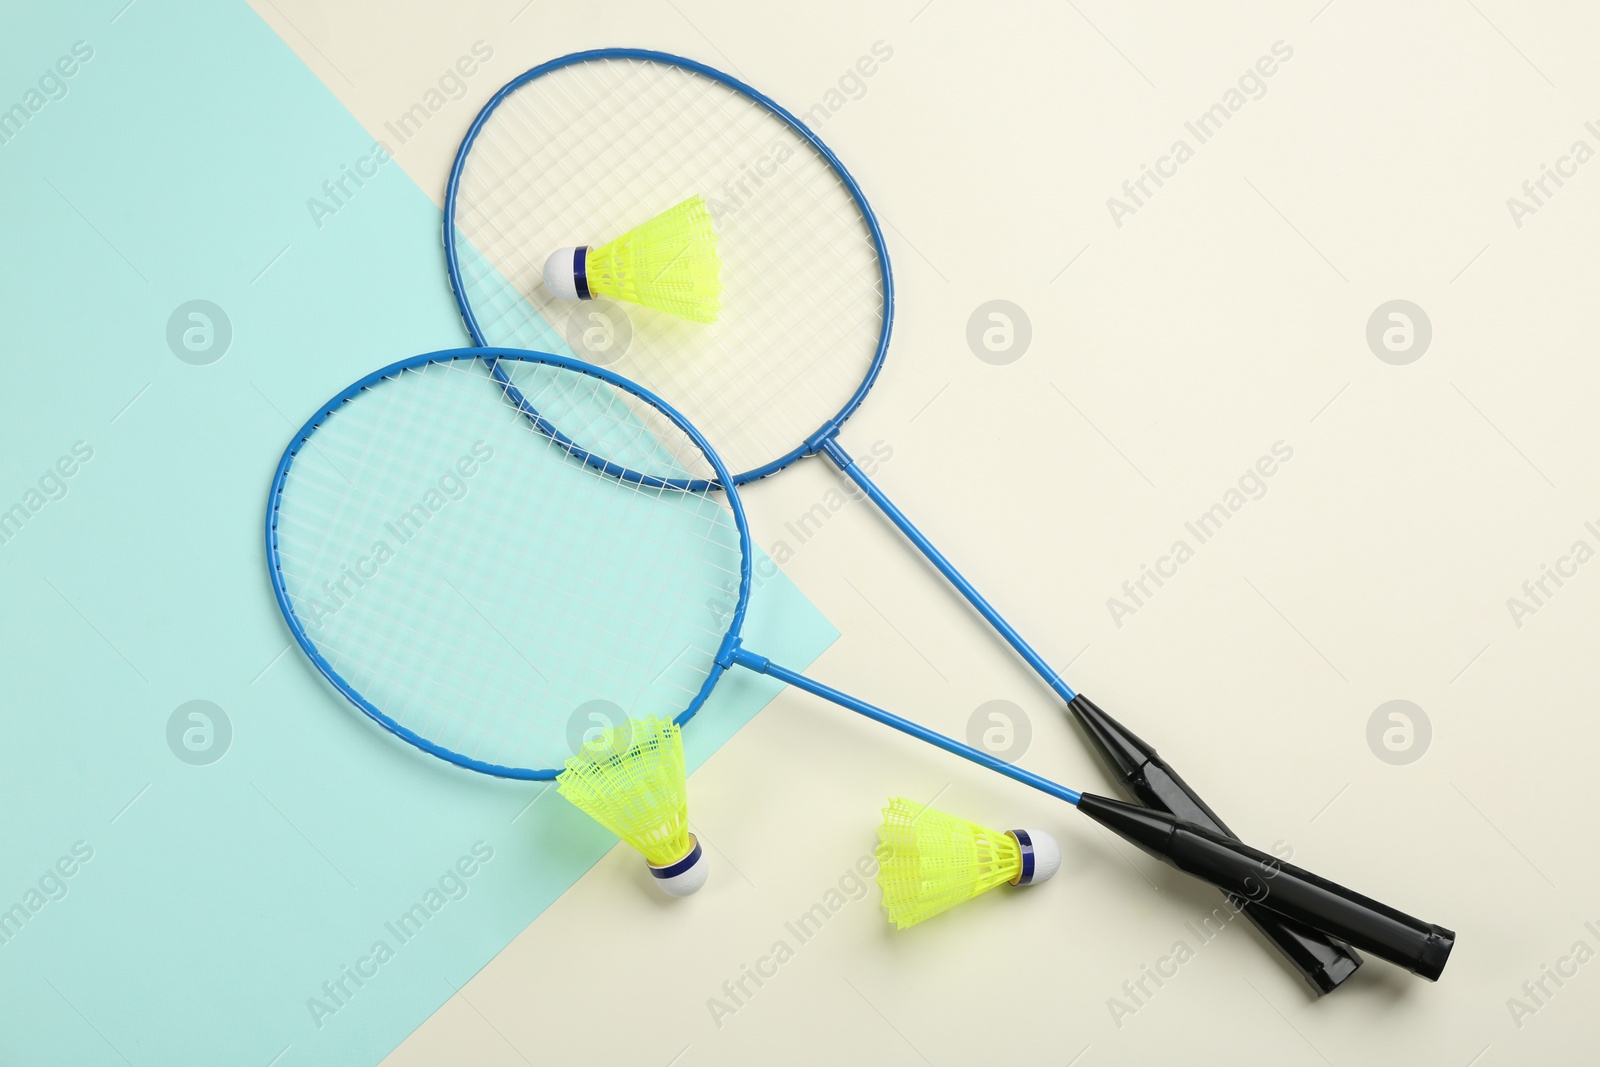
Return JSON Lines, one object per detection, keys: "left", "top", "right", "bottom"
{"left": 875, "top": 798, "right": 1060, "bottom": 928}
{"left": 556, "top": 715, "right": 708, "bottom": 895}
{"left": 542, "top": 196, "right": 721, "bottom": 322}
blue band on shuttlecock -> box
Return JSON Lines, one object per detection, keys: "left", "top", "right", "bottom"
{"left": 650, "top": 838, "right": 703, "bottom": 880}
{"left": 572, "top": 246, "right": 591, "bottom": 300}
{"left": 1012, "top": 829, "right": 1036, "bottom": 885}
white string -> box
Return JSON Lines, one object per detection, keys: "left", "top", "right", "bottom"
{"left": 271, "top": 357, "right": 744, "bottom": 773}
{"left": 451, "top": 56, "right": 886, "bottom": 478}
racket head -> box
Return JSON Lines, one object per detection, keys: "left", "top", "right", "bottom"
{"left": 265, "top": 348, "right": 754, "bottom": 780}
{"left": 444, "top": 48, "right": 894, "bottom": 484}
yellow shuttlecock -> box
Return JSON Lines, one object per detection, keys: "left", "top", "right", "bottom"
{"left": 556, "top": 715, "right": 708, "bottom": 895}
{"left": 542, "top": 196, "right": 721, "bottom": 322}
{"left": 875, "top": 798, "right": 1060, "bottom": 928}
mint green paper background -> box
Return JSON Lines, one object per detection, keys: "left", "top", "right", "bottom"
{"left": 0, "top": 3, "right": 837, "bottom": 1064}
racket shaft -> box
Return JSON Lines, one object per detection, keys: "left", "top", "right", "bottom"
{"left": 820, "top": 437, "right": 1362, "bottom": 991}
{"left": 818, "top": 436, "right": 1077, "bottom": 698}
{"left": 1076, "top": 793, "right": 1454, "bottom": 980}
{"left": 727, "top": 645, "right": 1080, "bottom": 805}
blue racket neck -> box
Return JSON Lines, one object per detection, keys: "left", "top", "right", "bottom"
{"left": 721, "top": 641, "right": 1082, "bottom": 805}
{"left": 812, "top": 434, "right": 1078, "bottom": 702}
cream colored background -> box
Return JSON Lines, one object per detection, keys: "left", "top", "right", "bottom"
{"left": 247, "top": 1, "right": 1600, "bottom": 1063}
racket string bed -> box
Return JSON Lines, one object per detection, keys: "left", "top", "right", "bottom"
{"left": 449, "top": 56, "right": 886, "bottom": 475}
{"left": 271, "top": 356, "right": 742, "bottom": 772}
{"left": 457, "top": 69, "right": 889, "bottom": 399}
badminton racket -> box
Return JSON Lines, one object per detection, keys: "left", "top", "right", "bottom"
{"left": 442, "top": 48, "right": 1359, "bottom": 991}
{"left": 264, "top": 347, "right": 1452, "bottom": 980}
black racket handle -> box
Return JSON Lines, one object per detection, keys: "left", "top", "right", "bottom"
{"left": 1067, "top": 695, "right": 1362, "bottom": 994}
{"left": 1076, "top": 792, "right": 1454, "bottom": 980}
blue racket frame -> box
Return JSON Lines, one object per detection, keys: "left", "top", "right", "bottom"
{"left": 264, "top": 347, "right": 756, "bottom": 780}
{"left": 443, "top": 47, "right": 896, "bottom": 486}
